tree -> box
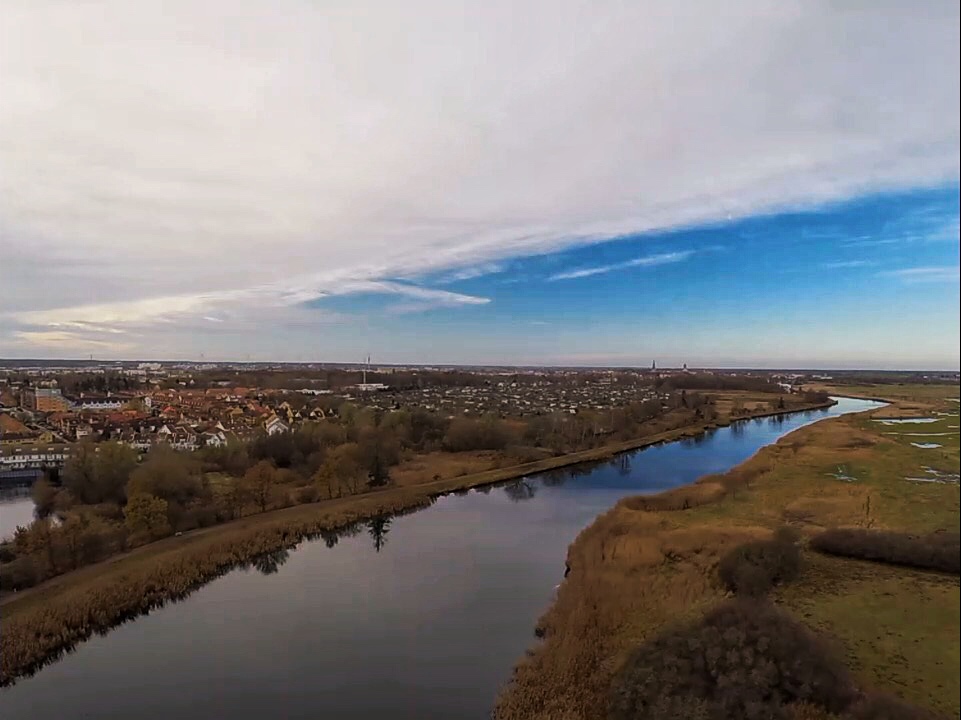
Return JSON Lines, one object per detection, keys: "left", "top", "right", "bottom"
{"left": 13, "top": 518, "right": 58, "bottom": 575}
{"left": 124, "top": 493, "right": 171, "bottom": 541}
{"left": 32, "top": 476, "right": 59, "bottom": 519}
{"left": 128, "top": 445, "right": 203, "bottom": 505}
{"left": 242, "top": 460, "right": 278, "bottom": 513}
{"left": 59, "top": 511, "right": 114, "bottom": 569}
{"left": 96, "top": 442, "right": 138, "bottom": 504}
{"left": 61, "top": 441, "right": 136, "bottom": 505}
{"left": 313, "top": 443, "right": 366, "bottom": 497}
{"left": 62, "top": 441, "right": 99, "bottom": 504}
{"left": 358, "top": 428, "right": 399, "bottom": 487}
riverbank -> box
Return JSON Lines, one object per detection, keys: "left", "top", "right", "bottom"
{"left": 0, "top": 398, "right": 834, "bottom": 685}
{"left": 494, "top": 386, "right": 960, "bottom": 719}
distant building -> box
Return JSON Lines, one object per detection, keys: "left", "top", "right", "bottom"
{"left": 21, "top": 384, "right": 71, "bottom": 413}
{"left": 72, "top": 395, "right": 124, "bottom": 412}
{"left": 353, "top": 383, "right": 388, "bottom": 392}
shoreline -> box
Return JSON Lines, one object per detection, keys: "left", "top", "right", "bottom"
{"left": 493, "top": 405, "right": 880, "bottom": 719}
{"left": 0, "top": 398, "right": 834, "bottom": 686}
{"left": 494, "top": 389, "right": 960, "bottom": 719}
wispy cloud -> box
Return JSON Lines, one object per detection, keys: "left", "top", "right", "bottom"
{"left": 882, "top": 266, "right": 961, "bottom": 283}
{"left": 435, "top": 262, "right": 505, "bottom": 284}
{"left": 548, "top": 251, "right": 694, "bottom": 281}
{"left": 7, "top": 277, "right": 489, "bottom": 337}
{"left": 821, "top": 260, "right": 876, "bottom": 269}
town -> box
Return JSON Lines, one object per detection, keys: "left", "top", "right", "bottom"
{"left": 3, "top": 360, "right": 955, "bottom": 490}
{"left": 0, "top": 360, "right": 809, "bottom": 486}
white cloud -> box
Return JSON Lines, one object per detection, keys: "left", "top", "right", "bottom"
{"left": 883, "top": 266, "right": 961, "bottom": 283}
{"left": 548, "top": 251, "right": 694, "bottom": 281}
{"left": 1, "top": 0, "right": 958, "bottom": 356}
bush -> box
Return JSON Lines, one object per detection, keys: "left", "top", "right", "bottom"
{"left": 296, "top": 485, "right": 319, "bottom": 504}
{"left": 718, "top": 527, "right": 802, "bottom": 596}
{"left": 810, "top": 529, "right": 959, "bottom": 575}
{"left": 0, "top": 556, "right": 41, "bottom": 591}
{"left": 608, "top": 599, "right": 854, "bottom": 720}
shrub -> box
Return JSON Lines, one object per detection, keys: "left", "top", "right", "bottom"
{"left": 0, "top": 556, "right": 41, "bottom": 591}
{"left": 810, "top": 529, "right": 959, "bottom": 575}
{"left": 608, "top": 599, "right": 854, "bottom": 720}
{"left": 718, "top": 527, "right": 802, "bottom": 596}
{"left": 296, "top": 485, "right": 319, "bottom": 504}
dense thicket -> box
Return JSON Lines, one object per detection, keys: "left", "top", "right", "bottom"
{"left": 717, "top": 527, "right": 802, "bottom": 596}
{"left": 607, "top": 599, "right": 854, "bottom": 720}
{"left": 810, "top": 529, "right": 960, "bottom": 575}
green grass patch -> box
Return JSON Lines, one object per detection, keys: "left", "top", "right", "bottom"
{"left": 779, "top": 552, "right": 960, "bottom": 718}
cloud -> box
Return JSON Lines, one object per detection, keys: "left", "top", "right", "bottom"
{"left": 548, "top": 251, "right": 694, "bottom": 281}
{"left": 1, "top": 0, "right": 958, "bottom": 355}
{"left": 434, "top": 262, "right": 506, "bottom": 283}
{"left": 821, "top": 260, "right": 876, "bottom": 269}
{"left": 882, "top": 266, "right": 961, "bottom": 283}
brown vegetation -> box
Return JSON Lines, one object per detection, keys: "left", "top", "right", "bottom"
{"left": 810, "top": 528, "right": 960, "bottom": 575}
{"left": 607, "top": 599, "right": 854, "bottom": 720}
{"left": 496, "top": 389, "right": 959, "bottom": 719}
{"left": 717, "top": 527, "right": 802, "bottom": 597}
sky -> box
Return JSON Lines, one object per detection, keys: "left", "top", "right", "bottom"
{"left": 1, "top": 1, "right": 959, "bottom": 369}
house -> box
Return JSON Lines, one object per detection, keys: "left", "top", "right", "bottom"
{"left": 203, "top": 430, "right": 228, "bottom": 447}
{"left": 264, "top": 415, "right": 290, "bottom": 436}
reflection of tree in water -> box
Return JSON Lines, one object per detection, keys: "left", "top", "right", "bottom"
{"left": 320, "top": 528, "right": 341, "bottom": 549}
{"left": 730, "top": 421, "right": 745, "bottom": 437}
{"left": 614, "top": 454, "right": 632, "bottom": 477}
{"left": 540, "top": 468, "right": 570, "bottom": 487}
{"left": 504, "top": 478, "right": 537, "bottom": 502}
{"left": 692, "top": 430, "right": 711, "bottom": 445}
{"left": 250, "top": 549, "right": 290, "bottom": 575}
{"left": 367, "top": 516, "right": 391, "bottom": 553}
{"left": 475, "top": 485, "right": 493, "bottom": 494}
{"left": 310, "top": 522, "right": 364, "bottom": 550}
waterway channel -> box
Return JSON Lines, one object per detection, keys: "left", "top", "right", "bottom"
{"left": 0, "top": 397, "right": 884, "bottom": 719}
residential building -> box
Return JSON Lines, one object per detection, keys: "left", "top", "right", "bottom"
{"left": 21, "top": 384, "right": 72, "bottom": 413}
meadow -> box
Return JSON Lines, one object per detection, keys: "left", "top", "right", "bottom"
{"left": 495, "top": 384, "right": 960, "bottom": 719}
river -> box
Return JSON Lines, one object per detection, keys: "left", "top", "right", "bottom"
{"left": 0, "top": 489, "right": 36, "bottom": 541}
{"left": 0, "top": 397, "right": 883, "bottom": 719}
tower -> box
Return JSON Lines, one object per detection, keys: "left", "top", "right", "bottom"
{"left": 651, "top": 359, "right": 656, "bottom": 371}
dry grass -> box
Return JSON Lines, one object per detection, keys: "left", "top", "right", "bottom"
{"left": 496, "top": 386, "right": 960, "bottom": 719}
{"left": 391, "top": 450, "right": 507, "bottom": 486}
{"left": 495, "top": 508, "right": 772, "bottom": 719}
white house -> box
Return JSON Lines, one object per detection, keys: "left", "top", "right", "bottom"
{"left": 264, "top": 416, "right": 290, "bottom": 436}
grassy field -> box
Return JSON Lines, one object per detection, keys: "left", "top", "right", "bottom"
{"left": 496, "top": 384, "right": 960, "bottom": 719}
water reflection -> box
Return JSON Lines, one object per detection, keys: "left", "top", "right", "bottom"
{"left": 244, "top": 549, "right": 291, "bottom": 576}
{"left": 366, "top": 516, "right": 391, "bottom": 553}
{"left": 503, "top": 478, "right": 537, "bottom": 502}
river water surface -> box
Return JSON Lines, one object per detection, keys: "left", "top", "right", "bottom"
{"left": 1, "top": 397, "right": 883, "bottom": 719}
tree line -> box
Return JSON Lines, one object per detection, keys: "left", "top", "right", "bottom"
{"left": 0, "top": 391, "right": 717, "bottom": 591}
